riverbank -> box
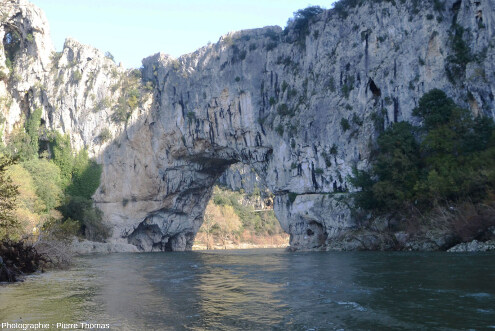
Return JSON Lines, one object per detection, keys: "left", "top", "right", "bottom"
{"left": 70, "top": 238, "right": 139, "bottom": 255}
{"left": 192, "top": 242, "right": 288, "bottom": 250}
{"left": 192, "top": 231, "right": 289, "bottom": 251}
{"left": 447, "top": 240, "right": 495, "bottom": 252}
{"left": 70, "top": 233, "right": 495, "bottom": 254}
{"left": 316, "top": 202, "right": 495, "bottom": 252}
{"left": 0, "top": 240, "right": 47, "bottom": 282}
{"left": 64, "top": 215, "right": 495, "bottom": 255}
{"left": 69, "top": 237, "right": 289, "bottom": 254}
{"left": 322, "top": 226, "right": 495, "bottom": 252}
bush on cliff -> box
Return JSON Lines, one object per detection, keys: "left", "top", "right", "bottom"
{"left": 67, "top": 149, "right": 102, "bottom": 200}
{"left": 21, "top": 158, "right": 63, "bottom": 212}
{"left": 7, "top": 163, "right": 48, "bottom": 238}
{"left": 285, "top": 6, "right": 324, "bottom": 47}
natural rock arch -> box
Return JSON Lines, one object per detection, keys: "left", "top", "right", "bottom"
{"left": 93, "top": 46, "right": 360, "bottom": 251}
{"left": 3, "top": 0, "right": 493, "bottom": 252}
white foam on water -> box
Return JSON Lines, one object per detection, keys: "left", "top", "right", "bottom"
{"left": 336, "top": 301, "right": 367, "bottom": 312}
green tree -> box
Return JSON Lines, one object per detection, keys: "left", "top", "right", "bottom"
{"left": 22, "top": 158, "right": 63, "bottom": 212}
{"left": 287, "top": 6, "right": 324, "bottom": 46}
{"left": 5, "top": 129, "right": 32, "bottom": 161}
{"left": 59, "top": 196, "right": 108, "bottom": 242}
{"left": 349, "top": 167, "right": 377, "bottom": 211}
{"left": 68, "top": 149, "right": 102, "bottom": 199}
{"left": 350, "top": 122, "right": 421, "bottom": 211}
{"left": 4, "top": 109, "right": 43, "bottom": 161}
{"left": 6, "top": 163, "right": 48, "bottom": 237}
{"left": 413, "top": 89, "right": 495, "bottom": 203}
{"left": 25, "top": 108, "right": 42, "bottom": 156}
{"left": 7, "top": 163, "right": 45, "bottom": 214}
{"left": 51, "top": 132, "right": 74, "bottom": 188}
{"left": 0, "top": 156, "right": 19, "bottom": 239}
{"left": 412, "top": 89, "right": 457, "bottom": 130}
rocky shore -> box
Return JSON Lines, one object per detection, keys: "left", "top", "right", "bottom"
{"left": 192, "top": 242, "right": 288, "bottom": 251}
{"left": 323, "top": 228, "right": 495, "bottom": 252}
{"left": 70, "top": 238, "right": 139, "bottom": 255}
{"left": 447, "top": 240, "right": 495, "bottom": 252}
{"left": 70, "top": 228, "right": 495, "bottom": 254}
{"left": 0, "top": 241, "right": 47, "bottom": 282}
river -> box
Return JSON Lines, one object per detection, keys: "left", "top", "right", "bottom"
{"left": 1, "top": 249, "right": 494, "bottom": 330}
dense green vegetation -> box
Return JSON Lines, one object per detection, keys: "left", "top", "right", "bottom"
{"left": 350, "top": 89, "right": 495, "bottom": 214}
{"left": 0, "top": 109, "right": 107, "bottom": 242}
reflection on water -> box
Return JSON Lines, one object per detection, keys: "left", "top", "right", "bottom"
{"left": 1, "top": 250, "right": 495, "bottom": 330}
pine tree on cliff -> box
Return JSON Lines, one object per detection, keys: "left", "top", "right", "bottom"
{"left": 0, "top": 156, "right": 19, "bottom": 239}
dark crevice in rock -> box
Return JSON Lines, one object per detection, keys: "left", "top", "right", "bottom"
{"left": 311, "top": 162, "right": 319, "bottom": 190}
{"left": 452, "top": 0, "right": 462, "bottom": 23}
{"left": 3, "top": 27, "right": 21, "bottom": 65}
{"left": 393, "top": 97, "right": 399, "bottom": 122}
{"left": 368, "top": 78, "right": 381, "bottom": 97}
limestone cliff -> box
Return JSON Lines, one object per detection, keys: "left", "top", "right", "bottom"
{"left": 1, "top": 0, "right": 494, "bottom": 251}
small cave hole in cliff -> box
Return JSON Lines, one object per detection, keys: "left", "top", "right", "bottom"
{"left": 368, "top": 78, "right": 381, "bottom": 97}
{"left": 307, "top": 221, "right": 327, "bottom": 247}
{"left": 3, "top": 29, "right": 21, "bottom": 64}
{"left": 476, "top": 10, "right": 483, "bottom": 24}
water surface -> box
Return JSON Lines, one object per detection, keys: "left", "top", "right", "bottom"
{"left": 1, "top": 249, "right": 494, "bottom": 330}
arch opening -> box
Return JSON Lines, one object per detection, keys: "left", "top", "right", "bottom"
{"left": 193, "top": 164, "right": 289, "bottom": 250}
{"left": 124, "top": 160, "right": 289, "bottom": 252}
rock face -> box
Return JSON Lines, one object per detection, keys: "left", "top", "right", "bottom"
{"left": 1, "top": 0, "right": 495, "bottom": 251}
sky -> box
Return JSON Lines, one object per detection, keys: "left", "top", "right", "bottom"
{"left": 30, "top": 0, "right": 335, "bottom": 68}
